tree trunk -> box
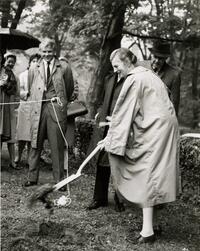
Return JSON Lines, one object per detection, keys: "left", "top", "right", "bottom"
{"left": 87, "top": 4, "right": 126, "bottom": 118}
{"left": 191, "top": 49, "right": 199, "bottom": 98}
{"left": 11, "top": 0, "right": 27, "bottom": 29}
{"left": 191, "top": 48, "right": 200, "bottom": 128}
{"left": 54, "top": 33, "right": 61, "bottom": 57}
{"left": 0, "top": 0, "right": 11, "bottom": 28}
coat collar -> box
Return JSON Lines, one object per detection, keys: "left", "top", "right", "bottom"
{"left": 127, "top": 66, "right": 149, "bottom": 76}
{"left": 36, "top": 58, "right": 61, "bottom": 82}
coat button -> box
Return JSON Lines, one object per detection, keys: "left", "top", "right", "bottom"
{"left": 35, "top": 111, "right": 37, "bottom": 114}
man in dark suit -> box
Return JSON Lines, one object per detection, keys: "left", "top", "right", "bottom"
{"left": 139, "top": 41, "right": 181, "bottom": 116}
{"left": 87, "top": 72, "right": 125, "bottom": 211}
{"left": 24, "top": 38, "right": 74, "bottom": 187}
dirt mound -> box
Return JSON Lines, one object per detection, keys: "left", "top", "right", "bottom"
{"left": 10, "top": 237, "right": 48, "bottom": 251}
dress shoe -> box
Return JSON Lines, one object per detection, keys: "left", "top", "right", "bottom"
{"left": 24, "top": 181, "right": 37, "bottom": 187}
{"left": 87, "top": 200, "right": 108, "bottom": 210}
{"left": 9, "top": 163, "right": 23, "bottom": 170}
{"left": 154, "top": 225, "right": 162, "bottom": 236}
{"left": 137, "top": 234, "right": 155, "bottom": 244}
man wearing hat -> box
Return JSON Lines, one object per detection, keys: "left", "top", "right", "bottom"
{"left": 139, "top": 40, "right": 181, "bottom": 115}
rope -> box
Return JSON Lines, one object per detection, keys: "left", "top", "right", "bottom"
{"left": 0, "top": 96, "right": 72, "bottom": 206}
{"left": 0, "top": 98, "right": 52, "bottom": 105}
{"left": 50, "top": 98, "right": 71, "bottom": 206}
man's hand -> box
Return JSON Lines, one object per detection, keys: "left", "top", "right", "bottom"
{"left": 106, "top": 116, "right": 111, "bottom": 122}
{"left": 98, "top": 116, "right": 112, "bottom": 128}
{"left": 95, "top": 112, "right": 99, "bottom": 122}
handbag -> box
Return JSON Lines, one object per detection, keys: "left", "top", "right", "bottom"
{"left": 67, "top": 100, "right": 88, "bottom": 118}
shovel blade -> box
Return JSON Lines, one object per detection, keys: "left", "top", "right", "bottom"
{"left": 54, "top": 173, "right": 81, "bottom": 191}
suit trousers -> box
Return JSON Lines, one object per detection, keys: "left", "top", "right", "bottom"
{"left": 93, "top": 162, "right": 111, "bottom": 203}
{"left": 28, "top": 104, "right": 66, "bottom": 183}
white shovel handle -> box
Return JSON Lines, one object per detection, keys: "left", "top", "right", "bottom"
{"left": 77, "top": 144, "right": 101, "bottom": 175}
{"left": 53, "top": 144, "right": 101, "bottom": 191}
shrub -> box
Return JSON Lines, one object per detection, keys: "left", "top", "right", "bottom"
{"left": 180, "top": 136, "right": 200, "bottom": 206}
{"left": 74, "top": 118, "right": 95, "bottom": 158}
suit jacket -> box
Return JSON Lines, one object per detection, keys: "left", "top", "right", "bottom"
{"left": 137, "top": 60, "right": 181, "bottom": 115}
{"left": 158, "top": 62, "right": 181, "bottom": 115}
{"left": 87, "top": 73, "right": 124, "bottom": 165}
{"left": 28, "top": 58, "right": 74, "bottom": 148}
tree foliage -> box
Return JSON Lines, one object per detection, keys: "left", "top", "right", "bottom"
{"left": 0, "top": 0, "right": 35, "bottom": 28}
{"left": 1, "top": 0, "right": 199, "bottom": 123}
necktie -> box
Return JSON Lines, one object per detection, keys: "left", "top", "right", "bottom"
{"left": 47, "top": 61, "right": 50, "bottom": 84}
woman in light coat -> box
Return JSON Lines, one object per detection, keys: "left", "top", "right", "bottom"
{"left": 99, "top": 48, "right": 179, "bottom": 244}
{"left": 15, "top": 54, "right": 41, "bottom": 167}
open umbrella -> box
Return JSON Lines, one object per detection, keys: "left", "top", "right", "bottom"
{"left": 0, "top": 28, "right": 40, "bottom": 50}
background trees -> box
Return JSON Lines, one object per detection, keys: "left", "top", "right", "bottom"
{"left": 0, "top": 0, "right": 199, "bottom": 127}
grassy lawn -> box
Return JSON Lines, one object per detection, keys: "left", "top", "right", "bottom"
{"left": 1, "top": 157, "right": 200, "bottom": 251}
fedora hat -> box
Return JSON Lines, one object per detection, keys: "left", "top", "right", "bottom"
{"left": 149, "top": 41, "right": 171, "bottom": 58}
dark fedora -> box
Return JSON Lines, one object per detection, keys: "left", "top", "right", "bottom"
{"left": 149, "top": 41, "right": 171, "bottom": 58}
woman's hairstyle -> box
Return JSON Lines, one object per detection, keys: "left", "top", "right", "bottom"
{"left": 39, "top": 38, "right": 56, "bottom": 51}
{"left": 29, "top": 53, "right": 41, "bottom": 65}
{"left": 4, "top": 52, "right": 17, "bottom": 62}
{"left": 110, "top": 48, "right": 137, "bottom": 65}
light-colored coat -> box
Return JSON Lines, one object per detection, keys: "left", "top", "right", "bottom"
{"left": 16, "top": 70, "right": 31, "bottom": 141}
{"left": 28, "top": 59, "right": 74, "bottom": 148}
{"left": 105, "top": 66, "right": 179, "bottom": 208}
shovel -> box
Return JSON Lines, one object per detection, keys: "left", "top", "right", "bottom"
{"left": 28, "top": 144, "right": 101, "bottom": 208}
{"left": 54, "top": 144, "right": 101, "bottom": 190}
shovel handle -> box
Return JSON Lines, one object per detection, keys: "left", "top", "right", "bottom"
{"left": 53, "top": 144, "right": 101, "bottom": 190}
{"left": 77, "top": 144, "right": 101, "bottom": 175}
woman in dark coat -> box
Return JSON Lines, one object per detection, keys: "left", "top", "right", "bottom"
{"left": 0, "top": 52, "right": 18, "bottom": 168}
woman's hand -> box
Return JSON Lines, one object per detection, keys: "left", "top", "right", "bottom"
{"left": 97, "top": 137, "right": 108, "bottom": 150}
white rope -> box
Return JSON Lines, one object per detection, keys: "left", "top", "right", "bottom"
{"left": 0, "top": 96, "right": 72, "bottom": 206}
{"left": 181, "top": 133, "right": 200, "bottom": 139}
{"left": 50, "top": 98, "right": 71, "bottom": 206}
{"left": 0, "top": 99, "right": 52, "bottom": 105}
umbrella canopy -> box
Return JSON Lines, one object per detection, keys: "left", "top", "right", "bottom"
{"left": 0, "top": 28, "right": 40, "bottom": 50}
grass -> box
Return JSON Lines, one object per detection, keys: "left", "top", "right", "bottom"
{"left": 1, "top": 159, "right": 200, "bottom": 251}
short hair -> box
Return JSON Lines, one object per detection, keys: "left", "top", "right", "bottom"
{"left": 110, "top": 48, "right": 137, "bottom": 65}
{"left": 39, "top": 38, "right": 56, "bottom": 51}
{"left": 29, "top": 53, "right": 41, "bottom": 65}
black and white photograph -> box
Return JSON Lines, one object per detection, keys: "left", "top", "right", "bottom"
{"left": 0, "top": 0, "right": 200, "bottom": 250}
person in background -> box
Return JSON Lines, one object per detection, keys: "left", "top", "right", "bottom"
{"left": 0, "top": 52, "right": 19, "bottom": 169}
{"left": 87, "top": 71, "right": 125, "bottom": 212}
{"left": 138, "top": 40, "right": 181, "bottom": 116}
{"left": 15, "top": 54, "right": 41, "bottom": 168}
{"left": 59, "top": 56, "right": 79, "bottom": 153}
{"left": 24, "top": 38, "right": 74, "bottom": 188}
{"left": 99, "top": 48, "right": 179, "bottom": 243}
